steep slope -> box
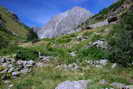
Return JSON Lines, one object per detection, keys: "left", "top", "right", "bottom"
{"left": 34, "top": 7, "right": 93, "bottom": 39}
{"left": 0, "top": 6, "right": 33, "bottom": 56}
{"left": 0, "top": 6, "right": 29, "bottom": 40}
{"left": 80, "top": 0, "right": 132, "bottom": 29}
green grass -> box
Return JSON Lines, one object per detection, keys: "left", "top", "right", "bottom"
{"left": 1, "top": 64, "right": 132, "bottom": 89}
{"left": 0, "top": 7, "right": 29, "bottom": 39}
{"left": 17, "top": 25, "right": 114, "bottom": 64}
{"left": 80, "top": 0, "right": 125, "bottom": 27}
{"left": 0, "top": 1, "right": 133, "bottom": 89}
{"left": 0, "top": 6, "right": 35, "bottom": 56}
{"left": 77, "top": 47, "right": 109, "bottom": 61}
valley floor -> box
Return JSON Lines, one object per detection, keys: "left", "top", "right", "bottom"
{"left": 1, "top": 59, "right": 133, "bottom": 89}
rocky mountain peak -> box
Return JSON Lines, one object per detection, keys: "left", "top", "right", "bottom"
{"left": 70, "top": 6, "right": 91, "bottom": 13}
{"left": 34, "top": 7, "right": 93, "bottom": 39}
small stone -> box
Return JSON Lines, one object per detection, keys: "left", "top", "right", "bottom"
{"left": 1, "top": 74, "right": 10, "bottom": 80}
{"left": 4, "top": 80, "right": 11, "bottom": 84}
{"left": 89, "top": 40, "right": 108, "bottom": 49}
{"left": 27, "top": 60, "right": 34, "bottom": 65}
{"left": 0, "top": 58, "right": 6, "bottom": 63}
{"left": 36, "top": 62, "right": 44, "bottom": 67}
{"left": 40, "top": 56, "right": 50, "bottom": 62}
{"left": 16, "top": 60, "right": 23, "bottom": 65}
{"left": 99, "top": 59, "right": 108, "bottom": 66}
{"left": 22, "top": 61, "right": 27, "bottom": 66}
{"left": 62, "top": 64, "right": 68, "bottom": 70}
{"left": 69, "top": 52, "right": 76, "bottom": 57}
{"left": 20, "top": 68, "right": 30, "bottom": 74}
{"left": 8, "top": 67, "right": 14, "bottom": 73}
{"left": 8, "top": 64, "right": 13, "bottom": 68}
{"left": 99, "top": 79, "right": 108, "bottom": 85}
{"left": 0, "top": 68, "right": 8, "bottom": 73}
{"left": 36, "top": 62, "right": 49, "bottom": 67}
{"left": 8, "top": 84, "right": 14, "bottom": 88}
{"left": 86, "top": 59, "right": 108, "bottom": 66}
{"left": 111, "top": 63, "right": 117, "bottom": 69}
{"left": 12, "top": 71, "right": 20, "bottom": 76}
{"left": 95, "top": 65, "right": 103, "bottom": 68}
{"left": 8, "top": 58, "right": 15, "bottom": 63}
{"left": 2, "top": 63, "right": 9, "bottom": 67}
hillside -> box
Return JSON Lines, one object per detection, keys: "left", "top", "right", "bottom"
{"left": 0, "top": 0, "right": 133, "bottom": 89}
{"left": 0, "top": 7, "right": 29, "bottom": 39}
{"left": 0, "top": 7, "right": 34, "bottom": 56}
{"left": 79, "top": 0, "right": 132, "bottom": 29}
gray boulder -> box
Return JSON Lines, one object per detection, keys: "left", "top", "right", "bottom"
{"left": 87, "top": 59, "right": 108, "bottom": 66}
{"left": 111, "top": 82, "right": 125, "bottom": 89}
{"left": 111, "top": 63, "right": 117, "bottom": 69}
{"left": 88, "top": 40, "right": 108, "bottom": 49}
{"left": 34, "top": 7, "right": 92, "bottom": 39}
{"left": 55, "top": 80, "right": 90, "bottom": 89}
{"left": 99, "top": 79, "right": 108, "bottom": 85}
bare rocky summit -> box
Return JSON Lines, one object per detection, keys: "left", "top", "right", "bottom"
{"left": 34, "top": 7, "right": 93, "bottom": 39}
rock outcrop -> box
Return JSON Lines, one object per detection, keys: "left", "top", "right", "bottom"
{"left": 55, "top": 80, "right": 90, "bottom": 89}
{"left": 34, "top": 7, "right": 92, "bottom": 39}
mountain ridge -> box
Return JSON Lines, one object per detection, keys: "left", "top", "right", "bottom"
{"left": 34, "top": 6, "right": 93, "bottom": 39}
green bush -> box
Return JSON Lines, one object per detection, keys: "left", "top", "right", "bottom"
{"left": 55, "top": 34, "right": 76, "bottom": 44}
{"left": 0, "top": 27, "right": 11, "bottom": 49}
{"left": 16, "top": 48, "right": 39, "bottom": 61}
{"left": 108, "top": 11, "right": 133, "bottom": 67}
{"left": 27, "top": 29, "right": 38, "bottom": 41}
{"left": 78, "top": 47, "right": 109, "bottom": 61}
{"left": 99, "top": 0, "right": 124, "bottom": 15}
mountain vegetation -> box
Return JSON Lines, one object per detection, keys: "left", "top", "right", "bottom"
{"left": 0, "top": 0, "right": 133, "bottom": 89}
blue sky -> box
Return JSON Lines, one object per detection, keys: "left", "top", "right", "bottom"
{"left": 0, "top": 0, "right": 116, "bottom": 27}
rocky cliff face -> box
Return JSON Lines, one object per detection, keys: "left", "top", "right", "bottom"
{"left": 34, "top": 7, "right": 93, "bottom": 39}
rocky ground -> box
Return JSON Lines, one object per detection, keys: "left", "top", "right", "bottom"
{"left": 1, "top": 55, "right": 133, "bottom": 89}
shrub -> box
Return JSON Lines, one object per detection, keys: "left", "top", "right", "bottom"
{"left": 0, "top": 27, "right": 11, "bottom": 49}
{"left": 108, "top": 11, "right": 133, "bottom": 67}
{"left": 55, "top": 34, "right": 76, "bottom": 44}
{"left": 16, "top": 48, "right": 39, "bottom": 61}
{"left": 78, "top": 47, "right": 109, "bottom": 61}
{"left": 27, "top": 29, "right": 38, "bottom": 41}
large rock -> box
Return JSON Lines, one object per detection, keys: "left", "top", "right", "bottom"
{"left": 55, "top": 80, "right": 90, "bottom": 89}
{"left": 111, "top": 82, "right": 126, "bottom": 89}
{"left": 88, "top": 40, "right": 108, "bottom": 49}
{"left": 34, "top": 7, "right": 92, "bottom": 39}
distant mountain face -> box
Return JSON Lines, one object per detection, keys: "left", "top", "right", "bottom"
{"left": 34, "top": 7, "right": 93, "bottom": 39}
